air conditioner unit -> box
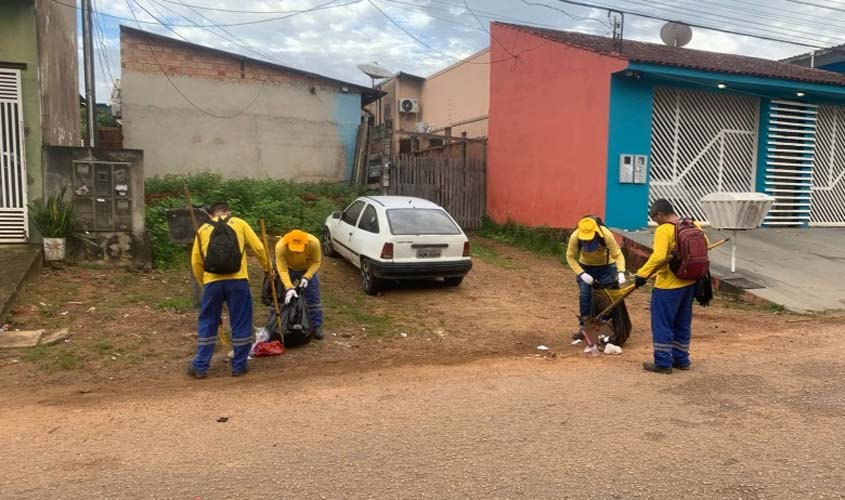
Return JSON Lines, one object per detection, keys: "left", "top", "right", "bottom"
{"left": 398, "top": 98, "right": 419, "bottom": 114}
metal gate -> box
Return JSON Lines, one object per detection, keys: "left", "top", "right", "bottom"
{"left": 0, "top": 69, "right": 28, "bottom": 243}
{"left": 811, "top": 104, "right": 845, "bottom": 226}
{"left": 649, "top": 87, "right": 759, "bottom": 222}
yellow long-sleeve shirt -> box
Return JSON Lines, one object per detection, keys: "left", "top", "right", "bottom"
{"left": 191, "top": 216, "right": 270, "bottom": 285}
{"left": 636, "top": 222, "right": 706, "bottom": 290}
{"left": 565, "top": 227, "right": 626, "bottom": 275}
{"left": 275, "top": 232, "right": 321, "bottom": 290}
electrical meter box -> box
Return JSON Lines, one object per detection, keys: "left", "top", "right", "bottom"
{"left": 72, "top": 160, "right": 135, "bottom": 232}
{"left": 619, "top": 154, "right": 648, "bottom": 184}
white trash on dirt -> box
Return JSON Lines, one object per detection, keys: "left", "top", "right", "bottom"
{"left": 249, "top": 327, "right": 271, "bottom": 356}
{"left": 536, "top": 345, "right": 550, "bottom": 351}
{"left": 604, "top": 343, "right": 623, "bottom": 355}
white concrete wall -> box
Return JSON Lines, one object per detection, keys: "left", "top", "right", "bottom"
{"left": 123, "top": 70, "right": 357, "bottom": 180}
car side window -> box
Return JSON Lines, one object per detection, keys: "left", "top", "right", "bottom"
{"left": 357, "top": 205, "right": 380, "bottom": 234}
{"left": 341, "top": 200, "right": 365, "bottom": 226}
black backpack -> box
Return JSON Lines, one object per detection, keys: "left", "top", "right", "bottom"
{"left": 203, "top": 217, "right": 243, "bottom": 274}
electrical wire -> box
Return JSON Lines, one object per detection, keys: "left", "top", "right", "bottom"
{"left": 92, "top": 0, "right": 117, "bottom": 96}
{"left": 628, "top": 0, "right": 844, "bottom": 47}
{"left": 50, "top": 0, "right": 358, "bottom": 28}
{"left": 462, "top": 0, "right": 517, "bottom": 58}
{"left": 550, "top": 0, "right": 831, "bottom": 48}
{"left": 786, "top": 0, "right": 845, "bottom": 14}
{"left": 125, "top": 0, "right": 264, "bottom": 119}
{"left": 146, "top": 0, "right": 282, "bottom": 64}
{"left": 519, "top": 0, "right": 611, "bottom": 28}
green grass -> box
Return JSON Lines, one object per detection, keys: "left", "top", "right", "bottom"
{"left": 472, "top": 241, "right": 525, "bottom": 270}
{"left": 145, "top": 173, "right": 368, "bottom": 269}
{"left": 155, "top": 296, "right": 194, "bottom": 314}
{"left": 22, "top": 345, "right": 84, "bottom": 371}
{"left": 322, "top": 287, "right": 395, "bottom": 338}
{"left": 476, "top": 217, "right": 571, "bottom": 264}
{"left": 93, "top": 340, "right": 113, "bottom": 354}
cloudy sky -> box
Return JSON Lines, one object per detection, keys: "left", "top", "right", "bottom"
{"left": 72, "top": 0, "right": 845, "bottom": 103}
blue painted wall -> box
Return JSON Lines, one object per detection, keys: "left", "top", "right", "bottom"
{"left": 819, "top": 61, "right": 845, "bottom": 74}
{"left": 604, "top": 73, "right": 655, "bottom": 230}
{"left": 332, "top": 92, "right": 363, "bottom": 181}
{"left": 755, "top": 99, "right": 771, "bottom": 195}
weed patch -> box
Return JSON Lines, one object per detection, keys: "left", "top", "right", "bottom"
{"left": 472, "top": 242, "right": 525, "bottom": 270}
{"left": 156, "top": 297, "right": 193, "bottom": 314}
{"left": 145, "top": 173, "right": 368, "bottom": 269}
{"left": 22, "top": 345, "right": 84, "bottom": 371}
{"left": 476, "top": 217, "right": 570, "bottom": 263}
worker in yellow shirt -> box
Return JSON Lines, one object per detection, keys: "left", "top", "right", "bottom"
{"left": 566, "top": 216, "right": 626, "bottom": 341}
{"left": 275, "top": 229, "right": 324, "bottom": 339}
{"left": 634, "top": 199, "right": 701, "bottom": 374}
{"left": 188, "top": 202, "right": 270, "bottom": 379}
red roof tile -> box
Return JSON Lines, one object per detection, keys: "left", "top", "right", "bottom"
{"left": 496, "top": 23, "right": 845, "bottom": 87}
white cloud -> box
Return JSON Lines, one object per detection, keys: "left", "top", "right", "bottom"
{"left": 81, "top": 0, "right": 844, "bottom": 102}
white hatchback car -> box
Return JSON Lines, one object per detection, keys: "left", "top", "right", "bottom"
{"left": 322, "top": 196, "right": 472, "bottom": 295}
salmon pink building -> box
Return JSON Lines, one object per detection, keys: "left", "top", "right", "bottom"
{"left": 487, "top": 23, "right": 845, "bottom": 230}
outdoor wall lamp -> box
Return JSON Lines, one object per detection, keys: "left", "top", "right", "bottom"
{"left": 796, "top": 91, "right": 806, "bottom": 97}
{"left": 717, "top": 82, "right": 727, "bottom": 89}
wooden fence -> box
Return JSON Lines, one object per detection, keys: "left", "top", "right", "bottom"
{"left": 388, "top": 155, "right": 486, "bottom": 230}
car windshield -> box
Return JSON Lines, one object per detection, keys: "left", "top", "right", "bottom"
{"left": 386, "top": 208, "right": 461, "bottom": 235}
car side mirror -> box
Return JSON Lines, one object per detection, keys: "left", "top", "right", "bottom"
{"left": 332, "top": 211, "right": 342, "bottom": 219}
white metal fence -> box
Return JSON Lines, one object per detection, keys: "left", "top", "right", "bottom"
{"left": 0, "top": 68, "right": 28, "bottom": 243}
{"left": 811, "top": 104, "right": 845, "bottom": 226}
{"left": 649, "top": 87, "right": 759, "bottom": 222}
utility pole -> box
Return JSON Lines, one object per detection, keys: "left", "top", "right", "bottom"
{"left": 82, "top": 0, "right": 97, "bottom": 147}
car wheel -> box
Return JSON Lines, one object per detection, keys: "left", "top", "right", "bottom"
{"left": 443, "top": 277, "right": 464, "bottom": 287}
{"left": 322, "top": 227, "right": 339, "bottom": 258}
{"left": 360, "top": 258, "right": 382, "bottom": 295}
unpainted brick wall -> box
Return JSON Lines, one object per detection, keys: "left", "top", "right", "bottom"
{"left": 120, "top": 29, "right": 333, "bottom": 91}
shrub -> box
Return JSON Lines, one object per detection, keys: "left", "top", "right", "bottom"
{"left": 145, "top": 173, "right": 367, "bottom": 268}
{"left": 477, "top": 217, "right": 572, "bottom": 258}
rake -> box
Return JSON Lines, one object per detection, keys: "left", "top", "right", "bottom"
{"left": 580, "top": 238, "right": 729, "bottom": 356}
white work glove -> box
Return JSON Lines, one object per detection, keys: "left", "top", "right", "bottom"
{"left": 299, "top": 277, "right": 309, "bottom": 289}
{"left": 579, "top": 273, "right": 594, "bottom": 285}
{"left": 284, "top": 288, "right": 298, "bottom": 305}
{"left": 617, "top": 272, "right": 626, "bottom": 286}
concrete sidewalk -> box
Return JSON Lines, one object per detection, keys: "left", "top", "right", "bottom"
{"left": 0, "top": 245, "right": 42, "bottom": 321}
{"left": 615, "top": 227, "right": 845, "bottom": 313}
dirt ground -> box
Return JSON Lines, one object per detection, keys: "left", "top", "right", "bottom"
{"left": 1, "top": 238, "right": 843, "bottom": 499}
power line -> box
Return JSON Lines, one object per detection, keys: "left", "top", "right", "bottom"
{"left": 384, "top": 0, "right": 608, "bottom": 34}
{"left": 463, "top": 0, "right": 517, "bottom": 58}
{"left": 519, "top": 0, "right": 610, "bottom": 28}
{"left": 49, "top": 0, "right": 358, "bottom": 28}
{"left": 146, "top": 0, "right": 282, "bottom": 64}
{"left": 92, "top": 0, "right": 117, "bottom": 95}
{"left": 550, "top": 0, "right": 830, "bottom": 48}
{"left": 125, "top": 0, "right": 264, "bottom": 119}
{"left": 786, "top": 0, "right": 845, "bottom": 14}
{"left": 628, "top": 0, "right": 844, "bottom": 47}
{"left": 691, "top": 0, "right": 845, "bottom": 33}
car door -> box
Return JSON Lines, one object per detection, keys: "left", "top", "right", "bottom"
{"left": 351, "top": 204, "right": 383, "bottom": 260}
{"left": 335, "top": 199, "right": 366, "bottom": 260}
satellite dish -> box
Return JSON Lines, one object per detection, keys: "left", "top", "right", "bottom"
{"left": 357, "top": 63, "right": 393, "bottom": 80}
{"left": 660, "top": 22, "right": 693, "bottom": 48}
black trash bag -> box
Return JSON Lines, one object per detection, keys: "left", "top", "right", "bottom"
{"left": 591, "top": 287, "right": 633, "bottom": 347}
{"left": 267, "top": 287, "right": 312, "bottom": 347}
{"left": 695, "top": 272, "right": 714, "bottom": 307}
{"left": 261, "top": 272, "right": 284, "bottom": 307}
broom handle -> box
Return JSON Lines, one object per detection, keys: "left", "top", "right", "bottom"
{"left": 595, "top": 238, "right": 730, "bottom": 319}
{"left": 183, "top": 184, "right": 205, "bottom": 263}
{"left": 260, "top": 219, "right": 284, "bottom": 345}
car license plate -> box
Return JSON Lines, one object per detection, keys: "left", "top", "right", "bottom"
{"left": 416, "top": 249, "right": 441, "bottom": 259}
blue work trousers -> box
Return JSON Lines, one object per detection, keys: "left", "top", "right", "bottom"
{"left": 650, "top": 284, "right": 695, "bottom": 368}
{"left": 193, "top": 279, "right": 253, "bottom": 375}
{"left": 577, "top": 264, "right": 618, "bottom": 326}
{"left": 288, "top": 271, "right": 323, "bottom": 329}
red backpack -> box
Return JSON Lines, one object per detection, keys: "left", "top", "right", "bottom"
{"left": 669, "top": 218, "right": 709, "bottom": 280}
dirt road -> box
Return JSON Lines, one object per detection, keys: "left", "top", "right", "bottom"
{"left": 2, "top": 239, "right": 843, "bottom": 499}
{"left": 2, "top": 318, "right": 844, "bottom": 499}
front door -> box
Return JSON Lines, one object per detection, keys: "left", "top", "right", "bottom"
{"left": 648, "top": 87, "right": 760, "bottom": 222}
{"left": 0, "top": 69, "right": 28, "bottom": 243}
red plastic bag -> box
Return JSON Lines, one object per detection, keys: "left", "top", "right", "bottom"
{"left": 252, "top": 340, "right": 285, "bottom": 357}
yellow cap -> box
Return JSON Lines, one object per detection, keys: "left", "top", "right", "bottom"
{"left": 576, "top": 217, "right": 599, "bottom": 241}
{"left": 283, "top": 230, "right": 308, "bottom": 252}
